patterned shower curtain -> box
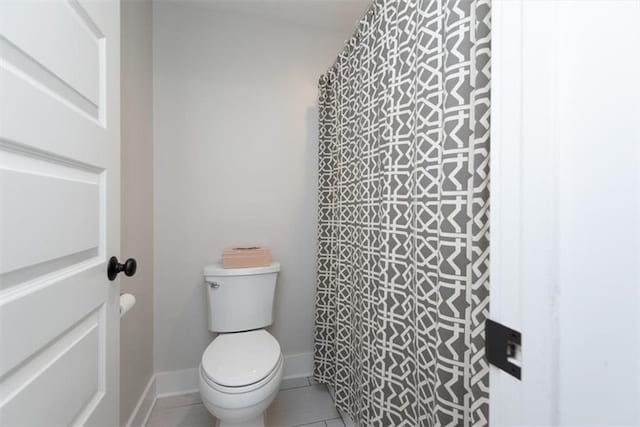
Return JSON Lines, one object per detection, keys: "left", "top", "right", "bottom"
{"left": 313, "top": 0, "right": 490, "bottom": 426}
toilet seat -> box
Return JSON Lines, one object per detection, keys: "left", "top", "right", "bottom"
{"left": 201, "top": 330, "right": 281, "bottom": 389}
{"left": 201, "top": 355, "right": 283, "bottom": 394}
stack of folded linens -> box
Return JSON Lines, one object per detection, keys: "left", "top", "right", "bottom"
{"left": 222, "top": 247, "right": 271, "bottom": 269}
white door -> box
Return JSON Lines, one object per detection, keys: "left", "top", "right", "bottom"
{"left": 490, "top": 0, "right": 640, "bottom": 425}
{"left": 0, "top": 0, "right": 120, "bottom": 425}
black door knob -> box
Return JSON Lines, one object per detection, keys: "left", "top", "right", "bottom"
{"left": 107, "top": 256, "right": 137, "bottom": 281}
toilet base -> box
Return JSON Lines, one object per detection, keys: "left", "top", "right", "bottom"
{"left": 217, "top": 413, "right": 264, "bottom": 427}
{"left": 200, "top": 355, "right": 283, "bottom": 427}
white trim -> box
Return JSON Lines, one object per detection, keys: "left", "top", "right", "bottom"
{"left": 125, "top": 375, "right": 157, "bottom": 427}
{"left": 489, "top": 1, "right": 530, "bottom": 424}
{"left": 155, "top": 368, "right": 200, "bottom": 397}
{"left": 282, "top": 352, "right": 313, "bottom": 380}
{"left": 150, "top": 352, "right": 314, "bottom": 398}
{"left": 491, "top": 0, "right": 564, "bottom": 423}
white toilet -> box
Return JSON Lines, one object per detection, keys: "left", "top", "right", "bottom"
{"left": 199, "top": 262, "right": 283, "bottom": 427}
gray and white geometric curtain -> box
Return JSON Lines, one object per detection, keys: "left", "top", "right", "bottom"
{"left": 313, "top": 0, "right": 490, "bottom": 426}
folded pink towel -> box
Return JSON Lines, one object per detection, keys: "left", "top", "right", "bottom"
{"left": 222, "top": 247, "right": 271, "bottom": 269}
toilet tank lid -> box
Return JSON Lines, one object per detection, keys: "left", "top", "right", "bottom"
{"left": 204, "top": 261, "right": 280, "bottom": 277}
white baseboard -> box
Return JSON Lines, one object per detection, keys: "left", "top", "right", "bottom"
{"left": 150, "top": 352, "right": 314, "bottom": 399}
{"left": 282, "top": 352, "right": 313, "bottom": 379}
{"left": 155, "top": 368, "right": 200, "bottom": 397}
{"left": 125, "top": 375, "right": 157, "bottom": 427}
{"left": 124, "top": 353, "right": 314, "bottom": 426}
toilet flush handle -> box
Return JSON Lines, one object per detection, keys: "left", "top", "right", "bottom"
{"left": 208, "top": 281, "right": 220, "bottom": 289}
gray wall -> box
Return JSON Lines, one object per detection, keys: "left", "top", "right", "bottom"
{"left": 152, "top": 2, "right": 348, "bottom": 373}
{"left": 120, "top": 0, "right": 154, "bottom": 423}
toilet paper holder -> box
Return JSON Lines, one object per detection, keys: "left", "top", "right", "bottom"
{"left": 119, "top": 293, "right": 136, "bottom": 318}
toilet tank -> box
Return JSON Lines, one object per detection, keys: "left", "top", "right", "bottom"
{"left": 203, "top": 262, "right": 280, "bottom": 333}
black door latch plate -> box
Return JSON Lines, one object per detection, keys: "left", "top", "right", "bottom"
{"left": 486, "top": 319, "right": 522, "bottom": 380}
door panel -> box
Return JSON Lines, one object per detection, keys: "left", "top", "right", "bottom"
{"left": 0, "top": 0, "right": 120, "bottom": 425}
{"left": 0, "top": 0, "right": 102, "bottom": 109}
{"left": 1, "top": 310, "right": 102, "bottom": 426}
{"left": 0, "top": 164, "right": 101, "bottom": 275}
{"left": 0, "top": 268, "right": 106, "bottom": 380}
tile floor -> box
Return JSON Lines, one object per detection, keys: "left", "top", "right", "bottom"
{"left": 146, "top": 377, "right": 345, "bottom": 427}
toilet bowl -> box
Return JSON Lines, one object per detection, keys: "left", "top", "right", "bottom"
{"left": 199, "top": 330, "right": 283, "bottom": 426}
{"left": 201, "top": 262, "right": 282, "bottom": 426}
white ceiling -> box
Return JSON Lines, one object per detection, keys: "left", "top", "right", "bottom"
{"left": 169, "top": 0, "right": 371, "bottom": 37}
